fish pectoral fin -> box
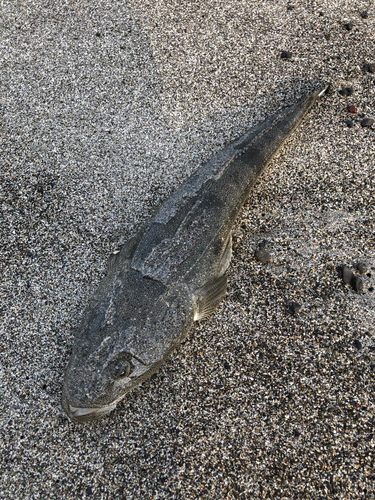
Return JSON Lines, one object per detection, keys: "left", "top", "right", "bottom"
{"left": 107, "top": 229, "right": 146, "bottom": 274}
{"left": 193, "top": 275, "right": 228, "bottom": 321}
{"left": 107, "top": 251, "right": 123, "bottom": 274}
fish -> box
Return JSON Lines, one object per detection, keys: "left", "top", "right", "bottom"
{"left": 62, "top": 85, "right": 328, "bottom": 422}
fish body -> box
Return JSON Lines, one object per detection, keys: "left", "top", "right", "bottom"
{"left": 63, "top": 86, "right": 327, "bottom": 422}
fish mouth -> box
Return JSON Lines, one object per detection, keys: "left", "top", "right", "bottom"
{"left": 63, "top": 400, "right": 117, "bottom": 423}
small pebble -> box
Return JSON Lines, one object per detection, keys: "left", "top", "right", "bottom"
{"left": 289, "top": 302, "right": 301, "bottom": 315}
{"left": 348, "top": 105, "right": 357, "bottom": 113}
{"left": 339, "top": 87, "right": 353, "bottom": 97}
{"left": 361, "top": 118, "right": 374, "bottom": 127}
{"left": 287, "top": 5, "right": 295, "bottom": 11}
{"left": 368, "top": 63, "right": 375, "bottom": 73}
{"left": 280, "top": 50, "right": 293, "bottom": 59}
{"left": 351, "top": 275, "right": 363, "bottom": 292}
{"left": 354, "top": 339, "right": 362, "bottom": 349}
{"left": 344, "top": 119, "right": 354, "bottom": 128}
{"left": 344, "top": 22, "right": 354, "bottom": 31}
{"left": 255, "top": 249, "right": 271, "bottom": 263}
{"left": 258, "top": 240, "right": 268, "bottom": 249}
{"left": 342, "top": 265, "right": 354, "bottom": 284}
{"left": 357, "top": 262, "right": 367, "bottom": 274}
{"left": 360, "top": 11, "right": 368, "bottom": 19}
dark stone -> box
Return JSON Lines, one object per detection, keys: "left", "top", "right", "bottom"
{"left": 258, "top": 240, "right": 268, "bottom": 249}
{"left": 287, "top": 5, "right": 295, "bottom": 10}
{"left": 351, "top": 275, "right": 363, "bottom": 292}
{"left": 223, "top": 361, "right": 231, "bottom": 370}
{"left": 361, "top": 118, "right": 374, "bottom": 127}
{"left": 289, "top": 302, "right": 301, "bottom": 315}
{"left": 360, "top": 11, "right": 368, "bottom": 19}
{"left": 339, "top": 87, "right": 353, "bottom": 96}
{"left": 368, "top": 63, "right": 375, "bottom": 73}
{"left": 255, "top": 249, "right": 271, "bottom": 263}
{"left": 357, "top": 262, "right": 367, "bottom": 274}
{"left": 344, "top": 119, "right": 354, "bottom": 128}
{"left": 280, "top": 50, "right": 293, "bottom": 59}
{"left": 344, "top": 22, "right": 354, "bottom": 31}
{"left": 354, "top": 339, "right": 362, "bottom": 349}
{"left": 341, "top": 265, "right": 354, "bottom": 284}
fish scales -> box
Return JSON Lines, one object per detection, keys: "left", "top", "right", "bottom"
{"left": 63, "top": 86, "right": 327, "bottom": 422}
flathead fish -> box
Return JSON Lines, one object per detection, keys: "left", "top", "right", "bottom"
{"left": 63, "top": 86, "right": 327, "bottom": 422}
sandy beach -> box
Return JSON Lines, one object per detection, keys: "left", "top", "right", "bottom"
{"left": 1, "top": 1, "right": 374, "bottom": 498}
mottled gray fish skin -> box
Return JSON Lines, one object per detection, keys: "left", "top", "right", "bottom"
{"left": 62, "top": 86, "right": 327, "bottom": 422}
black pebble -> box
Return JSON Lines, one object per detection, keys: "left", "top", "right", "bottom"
{"left": 223, "top": 361, "right": 231, "bottom": 370}
{"left": 293, "top": 429, "right": 301, "bottom": 437}
{"left": 287, "top": 5, "right": 295, "bottom": 10}
{"left": 289, "top": 302, "right": 301, "bottom": 315}
{"left": 339, "top": 86, "right": 354, "bottom": 97}
{"left": 258, "top": 240, "right": 268, "bottom": 249}
{"left": 351, "top": 275, "right": 363, "bottom": 292}
{"left": 361, "top": 118, "right": 374, "bottom": 127}
{"left": 280, "top": 50, "right": 293, "bottom": 59}
{"left": 344, "top": 22, "right": 354, "bottom": 31}
{"left": 354, "top": 339, "right": 362, "bottom": 349}
{"left": 255, "top": 249, "right": 271, "bottom": 263}
{"left": 357, "top": 262, "right": 367, "bottom": 274}
{"left": 360, "top": 11, "right": 368, "bottom": 19}
{"left": 342, "top": 265, "right": 354, "bottom": 284}
{"left": 368, "top": 63, "right": 375, "bottom": 74}
{"left": 344, "top": 119, "right": 354, "bottom": 128}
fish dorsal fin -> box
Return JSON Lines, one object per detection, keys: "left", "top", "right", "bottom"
{"left": 193, "top": 275, "right": 228, "bottom": 321}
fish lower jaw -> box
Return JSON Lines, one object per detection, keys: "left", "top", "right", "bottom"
{"left": 64, "top": 401, "right": 117, "bottom": 422}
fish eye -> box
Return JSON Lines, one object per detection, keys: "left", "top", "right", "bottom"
{"left": 109, "top": 358, "right": 134, "bottom": 379}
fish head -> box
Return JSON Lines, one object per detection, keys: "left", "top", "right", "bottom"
{"left": 62, "top": 330, "right": 152, "bottom": 422}
{"left": 62, "top": 271, "right": 193, "bottom": 422}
